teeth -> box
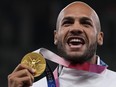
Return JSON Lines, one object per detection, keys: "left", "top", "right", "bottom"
{"left": 70, "top": 39, "right": 81, "bottom": 42}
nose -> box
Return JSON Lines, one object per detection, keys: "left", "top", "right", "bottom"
{"left": 69, "top": 22, "right": 83, "bottom": 35}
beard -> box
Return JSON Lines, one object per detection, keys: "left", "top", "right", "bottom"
{"left": 56, "top": 41, "right": 97, "bottom": 64}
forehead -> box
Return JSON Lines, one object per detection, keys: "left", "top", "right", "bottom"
{"left": 56, "top": 2, "right": 100, "bottom": 31}
{"left": 60, "top": 2, "right": 94, "bottom": 21}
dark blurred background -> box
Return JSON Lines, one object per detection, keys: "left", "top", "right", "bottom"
{"left": 0, "top": 0, "right": 116, "bottom": 86}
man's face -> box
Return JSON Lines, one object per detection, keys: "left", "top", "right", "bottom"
{"left": 54, "top": 3, "right": 103, "bottom": 63}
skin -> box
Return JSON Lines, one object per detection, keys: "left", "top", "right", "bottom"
{"left": 8, "top": 1, "right": 104, "bottom": 87}
{"left": 8, "top": 64, "right": 35, "bottom": 87}
{"left": 54, "top": 1, "right": 103, "bottom": 64}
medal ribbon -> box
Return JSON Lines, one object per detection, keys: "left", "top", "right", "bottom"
{"left": 34, "top": 48, "right": 107, "bottom": 87}
{"left": 45, "top": 62, "right": 56, "bottom": 87}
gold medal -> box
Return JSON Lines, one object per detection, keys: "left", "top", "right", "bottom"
{"left": 21, "top": 52, "right": 46, "bottom": 77}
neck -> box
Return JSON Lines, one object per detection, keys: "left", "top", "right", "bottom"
{"left": 89, "top": 55, "right": 97, "bottom": 64}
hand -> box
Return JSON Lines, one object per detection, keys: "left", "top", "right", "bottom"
{"left": 8, "top": 64, "right": 36, "bottom": 87}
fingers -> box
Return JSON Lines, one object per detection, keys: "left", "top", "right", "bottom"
{"left": 13, "top": 64, "right": 36, "bottom": 74}
{"left": 8, "top": 64, "right": 35, "bottom": 87}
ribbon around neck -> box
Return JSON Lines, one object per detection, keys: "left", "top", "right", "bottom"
{"left": 34, "top": 48, "right": 107, "bottom": 74}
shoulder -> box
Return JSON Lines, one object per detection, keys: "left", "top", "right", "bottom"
{"left": 104, "top": 69, "right": 116, "bottom": 80}
{"left": 106, "top": 69, "right": 116, "bottom": 76}
{"left": 104, "top": 69, "right": 116, "bottom": 86}
{"left": 32, "top": 77, "right": 47, "bottom": 87}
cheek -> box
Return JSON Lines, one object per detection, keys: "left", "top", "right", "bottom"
{"left": 91, "top": 35, "right": 97, "bottom": 44}
{"left": 56, "top": 32, "right": 64, "bottom": 43}
{"left": 87, "top": 31, "right": 97, "bottom": 44}
{"left": 57, "top": 29, "right": 67, "bottom": 41}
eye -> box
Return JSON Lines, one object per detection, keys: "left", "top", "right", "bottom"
{"left": 62, "top": 20, "right": 73, "bottom": 27}
{"left": 61, "top": 17, "right": 74, "bottom": 27}
{"left": 80, "top": 17, "right": 93, "bottom": 28}
{"left": 81, "top": 21, "right": 93, "bottom": 28}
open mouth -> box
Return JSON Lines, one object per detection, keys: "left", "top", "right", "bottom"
{"left": 67, "top": 36, "right": 85, "bottom": 48}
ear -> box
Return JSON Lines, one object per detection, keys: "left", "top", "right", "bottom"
{"left": 54, "top": 30, "right": 58, "bottom": 45}
{"left": 97, "top": 32, "right": 104, "bottom": 45}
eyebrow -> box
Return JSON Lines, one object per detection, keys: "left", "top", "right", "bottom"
{"left": 80, "top": 17, "right": 92, "bottom": 23}
{"left": 61, "top": 16, "right": 74, "bottom": 23}
{"left": 62, "top": 16, "right": 92, "bottom": 22}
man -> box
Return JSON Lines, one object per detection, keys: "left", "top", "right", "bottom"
{"left": 8, "top": 1, "right": 116, "bottom": 87}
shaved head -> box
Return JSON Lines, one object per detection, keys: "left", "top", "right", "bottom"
{"left": 54, "top": 1, "right": 104, "bottom": 64}
{"left": 56, "top": 1, "right": 101, "bottom": 33}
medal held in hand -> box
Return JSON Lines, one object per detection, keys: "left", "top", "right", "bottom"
{"left": 21, "top": 52, "right": 46, "bottom": 77}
